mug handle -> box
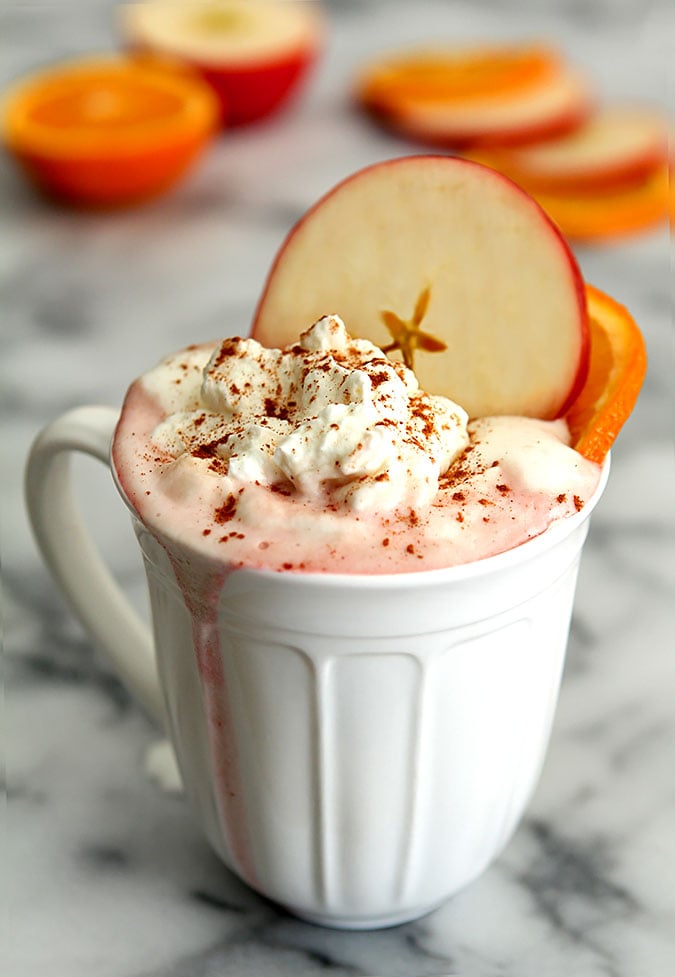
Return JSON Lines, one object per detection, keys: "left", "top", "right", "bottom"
{"left": 24, "top": 406, "right": 165, "bottom": 728}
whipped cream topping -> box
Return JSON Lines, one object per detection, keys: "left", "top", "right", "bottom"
{"left": 148, "top": 315, "right": 469, "bottom": 512}
{"left": 113, "top": 317, "right": 602, "bottom": 575}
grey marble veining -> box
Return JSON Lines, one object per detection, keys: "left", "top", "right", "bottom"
{"left": 3, "top": 1, "right": 674, "bottom": 976}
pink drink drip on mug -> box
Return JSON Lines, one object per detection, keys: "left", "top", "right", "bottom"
{"left": 167, "top": 549, "right": 257, "bottom": 886}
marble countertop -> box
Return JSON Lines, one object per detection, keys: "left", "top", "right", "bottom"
{"left": 3, "top": 1, "right": 674, "bottom": 975}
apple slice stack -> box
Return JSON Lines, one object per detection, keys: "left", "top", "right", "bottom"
{"left": 355, "top": 45, "right": 670, "bottom": 242}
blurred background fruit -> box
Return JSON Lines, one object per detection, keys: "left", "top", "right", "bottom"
{"left": 355, "top": 45, "right": 593, "bottom": 148}
{"left": 120, "top": 0, "right": 324, "bottom": 127}
{"left": 1, "top": 55, "right": 219, "bottom": 207}
{"left": 355, "top": 42, "right": 671, "bottom": 241}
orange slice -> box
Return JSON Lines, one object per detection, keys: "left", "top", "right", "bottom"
{"left": 356, "top": 45, "right": 560, "bottom": 109}
{"left": 566, "top": 285, "right": 647, "bottom": 463}
{"left": 1, "top": 55, "right": 219, "bottom": 206}
{"left": 532, "top": 163, "right": 669, "bottom": 241}
{"left": 468, "top": 149, "right": 669, "bottom": 241}
{"left": 356, "top": 46, "right": 591, "bottom": 150}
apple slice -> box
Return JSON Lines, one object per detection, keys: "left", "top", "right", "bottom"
{"left": 465, "top": 108, "right": 669, "bottom": 192}
{"left": 120, "top": 0, "right": 323, "bottom": 126}
{"left": 359, "top": 57, "right": 592, "bottom": 149}
{"left": 251, "top": 155, "right": 589, "bottom": 419}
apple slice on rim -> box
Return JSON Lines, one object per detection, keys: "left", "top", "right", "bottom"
{"left": 251, "top": 155, "right": 589, "bottom": 420}
{"left": 120, "top": 0, "right": 323, "bottom": 126}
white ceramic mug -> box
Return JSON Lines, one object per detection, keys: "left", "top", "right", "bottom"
{"left": 25, "top": 405, "right": 609, "bottom": 929}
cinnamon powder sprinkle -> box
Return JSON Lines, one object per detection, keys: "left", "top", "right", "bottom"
{"left": 264, "top": 397, "right": 290, "bottom": 421}
{"left": 270, "top": 484, "right": 293, "bottom": 497}
{"left": 574, "top": 495, "right": 584, "bottom": 512}
{"left": 192, "top": 440, "right": 223, "bottom": 460}
{"left": 369, "top": 370, "right": 391, "bottom": 388}
{"left": 214, "top": 495, "right": 238, "bottom": 523}
{"left": 557, "top": 493, "right": 567, "bottom": 503}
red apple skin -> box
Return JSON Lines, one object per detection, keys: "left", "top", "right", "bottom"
{"left": 471, "top": 109, "right": 671, "bottom": 194}
{"left": 487, "top": 142, "right": 668, "bottom": 194}
{"left": 359, "top": 67, "right": 594, "bottom": 151}
{"left": 197, "top": 46, "right": 319, "bottom": 126}
{"left": 129, "top": 41, "right": 320, "bottom": 127}
{"left": 462, "top": 103, "right": 591, "bottom": 149}
{"left": 252, "top": 155, "right": 590, "bottom": 420}
{"left": 367, "top": 96, "right": 592, "bottom": 151}
{"left": 541, "top": 152, "right": 666, "bottom": 193}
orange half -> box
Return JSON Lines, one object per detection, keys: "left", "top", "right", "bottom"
{"left": 566, "top": 285, "right": 647, "bottom": 463}
{"left": 1, "top": 55, "right": 219, "bottom": 206}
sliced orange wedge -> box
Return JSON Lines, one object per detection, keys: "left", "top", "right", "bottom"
{"left": 467, "top": 149, "right": 669, "bottom": 241}
{"left": 356, "top": 45, "right": 560, "bottom": 108}
{"left": 1, "top": 55, "right": 218, "bottom": 206}
{"left": 532, "top": 164, "right": 669, "bottom": 241}
{"left": 356, "top": 45, "right": 591, "bottom": 150}
{"left": 566, "top": 285, "right": 647, "bottom": 463}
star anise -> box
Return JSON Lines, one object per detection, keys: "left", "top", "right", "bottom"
{"left": 380, "top": 285, "right": 447, "bottom": 370}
